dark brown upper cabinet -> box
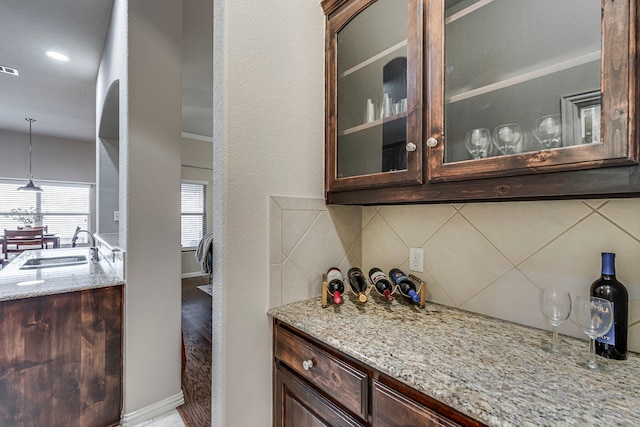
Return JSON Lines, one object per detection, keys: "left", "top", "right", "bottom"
{"left": 324, "top": 0, "right": 425, "bottom": 192}
{"left": 323, "top": 0, "right": 640, "bottom": 204}
{"left": 427, "top": 0, "right": 637, "bottom": 182}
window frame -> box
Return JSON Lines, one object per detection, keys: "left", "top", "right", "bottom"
{"left": 181, "top": 179, "right": 207, "bottom": 251}
{"left": 0, "top": 178, "right": 92, "bottom": 246}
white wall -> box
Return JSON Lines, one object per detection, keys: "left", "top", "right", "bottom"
{"left": 0, "top": 129, "right": 94, "bottom": 184}
{"left": 0, "top": 128, "right": 96, "bottom": 232}
{"left": 212, "top": 0, "right": 325, "bottom": 425}
{"left": 97, "top": 0, "right": 184, "bottom": 423}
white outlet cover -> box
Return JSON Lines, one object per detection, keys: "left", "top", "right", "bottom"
{"left": 409, "top": 247, "right": 424, "bottom": 272}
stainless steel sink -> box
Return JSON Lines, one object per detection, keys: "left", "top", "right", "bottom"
{"left": 20, "top": 255, "right": 88, "bottom": 269}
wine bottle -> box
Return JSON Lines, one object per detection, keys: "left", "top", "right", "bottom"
{"left": 347, "top": 267, "right": 368, "bottom": 303}
{"left": 389, "top": 268, "right": 420, "bottom": 303}
{"left": 590, "top": 252, "right": 628, "bottom": 360}
{"left": 326, "top": 267, "right": 344, "bottom": 305}
{"left": 368, "top": 268, "right": 394, "bottom": 302}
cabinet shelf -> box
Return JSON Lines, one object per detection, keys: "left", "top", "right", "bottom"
{"left": 445, "top": 0, "right": 496, "bottom": 24}
{"left": 340, "top": 39, "right": 407, "bottom": 78}
{"left": 446, "top": 50, "right": 600, "bottom": 104}
{"left": 339, "top": 111, "right": 407, "bottom": 136}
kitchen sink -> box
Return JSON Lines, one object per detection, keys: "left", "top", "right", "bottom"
{"left": 20, "top": 255, "right": 88, "bottom": 269}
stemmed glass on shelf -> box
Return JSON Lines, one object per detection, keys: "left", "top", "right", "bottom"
{"left": 492, "top": 123, "right": 523, "bottom": 155}
{"left": 539, "top": 287, "right": 572, "bottom": 354}
{"left": 574, "top": 296, "right": 613, "bottom": 371}
{"left": 464, "top": 128, "right": 492, "bottom": 159}
{"left": 533, "top": 114, "right": 562, "bottom": 148}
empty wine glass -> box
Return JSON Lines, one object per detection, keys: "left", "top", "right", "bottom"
{"left": 464, "top": 128, "right": 491, "bottom": 159}
{"left": 574, "top": 296, "right": 613, "bottom": 371}
{"left": 492, "top": 124, "right": 522, "bottom": 155}
{"left": 533, "top": 114, "right": 562, "bottom": 148}
{"left": 539, "top": 287, "right": 572, "bottom": 354}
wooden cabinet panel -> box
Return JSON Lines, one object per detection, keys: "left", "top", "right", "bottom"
{"left": 372, "top": 380, "right": 461, "bottom": 427}
{"left": 275, "top": 326, "right": 368, "bottom": 419}
{"left": 274, "top": 364, "right": 365, "bottom": 427}
{"left": 324, "top": 0, "right": 425, "bottom": 192}
{"left": 0, "top": 286, "right": 123, "bottom": 427}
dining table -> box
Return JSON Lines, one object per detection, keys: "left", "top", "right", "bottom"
{"left": 1, "top": 233, "right": 61, "bottom": 262}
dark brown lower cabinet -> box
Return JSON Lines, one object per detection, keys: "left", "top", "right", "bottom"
{"left": 275, "top": 364, "right": 365, "bottom": 427}
{"left": 372, "top": 380, "right": 460, "bottom": 427}
{"left": 273, "top": 320, "right": 486, "bottom": 427}
{"left": 0, "top": 286, "right": 123, "bottom": 427}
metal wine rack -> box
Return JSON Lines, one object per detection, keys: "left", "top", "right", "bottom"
{"left": 321, "top": 272, "right": 427, "bottom": 309}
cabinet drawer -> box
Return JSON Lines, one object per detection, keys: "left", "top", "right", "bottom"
{"left": 372, "top": 380, "right": 461, "bottom": 427}
{"left": 274, "top": 326, "right": 368, "bottom": 420}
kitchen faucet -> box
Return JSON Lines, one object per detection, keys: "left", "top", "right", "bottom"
{"left": 71, "top": 226, "right": 99, "bottom": 261}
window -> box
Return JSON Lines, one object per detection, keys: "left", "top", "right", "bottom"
{"left": 181, "top": 181, "right": 206, "bottom": 248}
{"left": 0, "top": 179, "right": 91, "bottom": 245}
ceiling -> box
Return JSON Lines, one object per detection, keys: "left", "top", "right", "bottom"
{"left": 0, "top": 0, "right": 213, "bottom": 143}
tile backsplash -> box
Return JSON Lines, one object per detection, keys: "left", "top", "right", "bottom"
{"left": 269, "top": 196, "right": 361, "bottom": 308}
{"left": 269, "top": 196, "right": 640, "bottom": 353}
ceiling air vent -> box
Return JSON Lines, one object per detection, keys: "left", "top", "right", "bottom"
{"left": 0, "top": 65, "right": 19, "bottom": 76}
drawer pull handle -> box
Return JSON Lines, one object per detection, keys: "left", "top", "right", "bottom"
{"left": 302, "top": 359, "right": 314, "bottom": 371}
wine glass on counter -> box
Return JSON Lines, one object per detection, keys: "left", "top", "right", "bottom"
{"left": 574, "top": 296, "right": 613, "bottom": 371}
{"left": 533, "top": 114, "right": 562, "bottom": 148}
{"left": 493, "top": 123, "right": 523, "bottom": 155}
{"left": 464, "top": 128, "right": 492, "bottom": 159}
{"left": 539, "top": 287, "right": 572, "bottom": 353}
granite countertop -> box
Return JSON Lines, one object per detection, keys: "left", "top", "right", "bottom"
{"left": 268, "top": 294, "right": 640, "bottom": 427}
{"left": 0, "top": 247, "right": 124, "bottom": 302}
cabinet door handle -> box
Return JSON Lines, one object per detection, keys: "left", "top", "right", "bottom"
{"left": 426, "top": 137, "right": 438, "bottom": 147}
{"left": 302, "top": 359, "right": 314, "bottom": 371}
{"left": 406, "top": 142, "right": 417, "bottom": 152}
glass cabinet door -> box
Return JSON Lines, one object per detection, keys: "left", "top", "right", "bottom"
{"left": 427, "top": 0, "right": 637, "bottom": 182}
{"left": 326, "top": 0, "right": 423, "bottom": 191}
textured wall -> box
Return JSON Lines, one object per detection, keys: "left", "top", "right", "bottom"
{"left": 212, "top": 0, "right": 325, "bottom": 425}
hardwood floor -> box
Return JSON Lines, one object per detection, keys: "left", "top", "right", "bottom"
{"left": 178, "top": 276, "right": 212, "bottom": 426}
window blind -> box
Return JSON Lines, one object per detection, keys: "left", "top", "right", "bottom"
{"left": 181, "top": 181, "right": 206, "bottom": 248}
{"left": 0, "top": 179, "right": 91, "bottom": 245}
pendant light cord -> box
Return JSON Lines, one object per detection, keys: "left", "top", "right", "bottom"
{"left": 26, "top": 118, "right": 35, "bottom": 178}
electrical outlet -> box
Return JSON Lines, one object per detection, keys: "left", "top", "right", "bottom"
{"left": 409, "top": 247, "right": 424, "bottom": 272}
{"left": 113, "top": 211, "right": 120, "bottom": 221}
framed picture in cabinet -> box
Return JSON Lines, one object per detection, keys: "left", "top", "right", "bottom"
{"left": 561, "top": 90, "right": 601, "bottom": 146}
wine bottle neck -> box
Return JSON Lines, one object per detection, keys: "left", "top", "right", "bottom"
{"left": 601, "top": 252, "right": 616, "bottom": 276}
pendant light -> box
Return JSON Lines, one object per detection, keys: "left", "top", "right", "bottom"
{"left": 17, "top": 117, "right": 43, "bottom": 192}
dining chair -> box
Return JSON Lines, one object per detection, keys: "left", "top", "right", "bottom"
{"left": 3, "top": 229, "right": 45, "bottom": 260}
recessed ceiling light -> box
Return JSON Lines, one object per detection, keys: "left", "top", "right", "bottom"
{"left": 45, "top": 51, "right": 70, "bottom": 62}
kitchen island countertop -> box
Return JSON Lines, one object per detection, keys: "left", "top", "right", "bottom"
{"left": 268, "top": 294, "right": 640, "bottom": 427}
{"left": 0, "top": 247, "right": 124, "bottom": 302}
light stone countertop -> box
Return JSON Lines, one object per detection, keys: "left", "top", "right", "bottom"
{"left": 0, "top": 247, "right": 124, "bottom": 302}
{"left": 268, "top": 293, "right": 640, "bottom": 427}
